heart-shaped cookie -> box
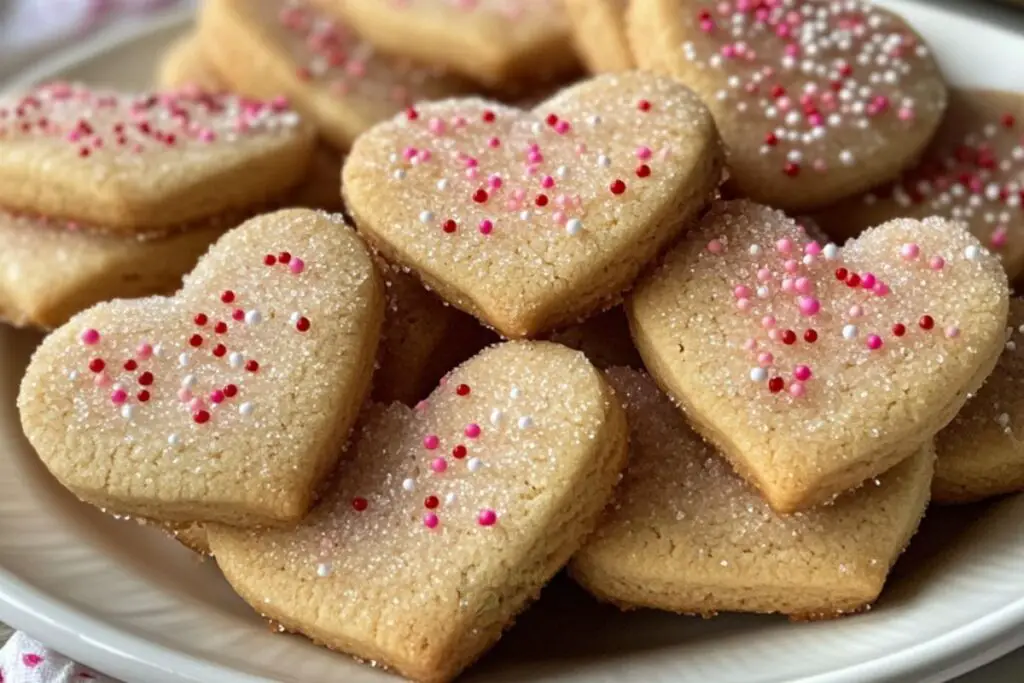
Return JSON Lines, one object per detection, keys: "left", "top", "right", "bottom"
{"left": 0, "top": 84, "right": 315, "bottom": 235}
{"left": 816, "top": 88, "right": 1024, "bottom": 280}
{"left": 157, "top": 34, "right": 226, "bottom": 92}
{"left": 628, "top": 200, "right": 1008, "bottom": 512}
{"left": 572, "top": 368, "right": 934, "bottom": 619}
{"left": 933, "top": 298, "right": 1024, "bottom": 503}
{"left": 565, "top": 0, "right": 635, "bottom": 74}
{"left": 343, "top": 71, "right": 724, "bottom": 338}
{"left": 628, "top": 0, "right": 948, "bottom": 211}
{"left": 208, "top": 341, "right": 628, "bottom": 683}
{"left": 18, "top": 209, "right": 384, "bottom": 527}
{"left": 199, "top": 0, "right": 469, "bottom": 152}
{"left": 313, "top": 0, "right": 579, "bottom": 89}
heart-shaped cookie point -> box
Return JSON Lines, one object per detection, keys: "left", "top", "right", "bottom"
{"left": 208, "top": 341, "right": 629, "bottom": 683}
{"left": 199, "top": 0, "right": 469, "bottom": 152}
{"left": 572, "top": 368, "right": 934, "bottom": 619}
{"left": 628, "top": 200, "right": 1008, "bottom": 513}
{"left": 18, "top": 209, "right": 385, "bottom": 527}
{"left": 565, "top": 0, "right": 634, "bottom": 74}
{"left": 0, "top": 84, "right": 315, "bottom": 235}
{"left": 933, "top": 298, "right": 1024, "bottom": 503}
{"left": 628, "top": 0, "right": 948, "bottom": 211}
{"left": 157, "top": 33, "right": 225, "bottom": 91}
{"left": 343, "top": 71, "right": 724, "bottom": 338}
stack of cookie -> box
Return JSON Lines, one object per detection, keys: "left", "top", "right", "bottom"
{"left": 6, "top": 0, "right": 1024, "bottom": 681}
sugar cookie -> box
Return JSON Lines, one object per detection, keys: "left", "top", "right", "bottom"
{"left": 933, "top": 298, "right": 1024, "bottom": 503}
{"left": 314, "top": 0, "right": 579, "bottom": 89}
{"left": 628, "top": 0, "right": 947, "bottom": 211}
{"left": 0, "top": 84, "right": 315, "bottom": 235}
{"left": 199, "top": 0, "right": 468, "bottom": 152}
{"left": 0, "top": 210, "right": 226, "bottom": 329}
{"left": 564, "top": 0, "right": 634, "bottom": 73}
{"left": 19, "top": 210, "right": 384, "bottom": 527}
{"left": 816, "top": 89, "right": 1024, "bottom": 280}
{"left": 208, "top": 341, "right": 628, "bottom": 683}
{"left": 572, "top": 368, "right": 934, "bottom": 619}
{"left": 343, "top": 71, "right": 724, "bottom": 338}
{"left": 549, "top": 307, "right": 643, "bottom": 369}
{"left": 156, "top": 34, "right": 225, "bottom": 91}
{"left": 628, "top": 200, "right": 1008, "bottom": 512}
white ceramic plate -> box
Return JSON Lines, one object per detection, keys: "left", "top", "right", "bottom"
{"left": 3, "top": 5, "right": 1024, "bottom": 683}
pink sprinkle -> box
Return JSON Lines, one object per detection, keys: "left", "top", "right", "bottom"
{"left": 736, "top": 298, "right": 751, "bottom": 312}
{"left": 136, "top": 343, "right": 153, "bottom": 359}
{"left": 428, "top": 117, "right": 446, "bottom": 135}
{"left": 743, "top": 337, "right": 758, "bottom": 351}
{"left": 111, "top": 390, "right": 127, "bottom": 405}
{"left": 478, "top": 508, "right": 498, "bottom": 526}
{"left": 767, "top": 329, "right": 779, "bottom": 341}
{"left": 415, "top": 400, "right": 429, "bottom": 411}
{"left": 798, "top": 296, "right": 820, "bottom": 316}
{"left": 789, "top": 382, "right": 806, "bottom": 398}
{"left": 758, "top": 352, "right": 774, "bottom": 367}
{"left": 80, "top": 328, "right": 100, "bottom": 345}
{"left": 289, "top": 258, "right": 305, "bottom": 274}
{"left": 479, "top": 219, "right": 494, "bottom": 235}
{"left": 794, "top": 365, "right": 812, "bottom": 381}
{"left": 795, "top": 277, "right": 812, "bottom": 294}
{"left": 783, "top": 259, "right": 798, "bottom": 273}
{"left": 805, "top": 241, "right": 822, "bottom": 256}
{"left": 189, "top": 398, "right": 205, "bottom": 412}
{"left": 554, "top": 121, "right": 570, "bottom": 135}
{"left": 734, "top": 285, "right": 751, "bottom": 299}
{"left": 488, "top": 174, "right": 503, "bottom": 189}
{"left": 721, "top": 44, "right": 736, "bottom": 58}
{"left": 861, "top": 273, "right": 876, "bottom": 289}
{"left": 930, "top": 255, "right": 945, "bottom": 270}
{"left": 465, "top": 423, "right": 481, "bottom": 438}
{"left": 466, "top": 167, "right": 479, "bottom": 180}
{"left": 198, "top": 128, "right": 215, "bottom": 143}
{"left": 431, "top": 458, "right": 448, "bottom": 473}
{"left": 636, "top": 146, "right": 652, "bottom": 160}
{"left": 781, "top": 278, "right": 795, "bottom": 293}
{"left": 22, "top": 654, "right": 42, "bottom": 667}
{"left": 900, "top": 243, "right": 920, "bottom": 260}
{"left": 488, "top": 137, "right": 500, "bottom": 148}
{"left": 94, "top": 373, "right": 110, "bottom": 388}
{"left": 541, "top": 175, "right": 555, "bottom": 189}
{"left": 423, "top": 434, "right": 440, "bottom": 450}
{"left": 873, "top": 282, "right": 890, "bottom": 296}
{"left": 210, "top": 390, "right": 225, "bottom": 404}
{"left": 776, "top": 238, "right": 793, "bottom": 254}
{"left": 757, "top": 268, "right": 771, "bottom": 282}
{"left": 423, "top": 512, "right": 439, "bottom": 529}
{"left": 991, "top": 226, "right": 1009, "bottom": 249}
{"left": 707, "top": 239, "right": 723, "bottom": 254}
{"left": 898, "top": 107, "right": 915, "bottom": 121}
{"left": 761, "top": 315, "right": 776, "bottom": 329}
{"left": 946, "top": 326, "right": 960, "bottom": 338}
{"left": 866, "top": 334, "right": 883, "bottom": 350}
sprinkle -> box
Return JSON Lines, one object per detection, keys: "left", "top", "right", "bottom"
{"left": 352, "top": 497, "right": 368, "bottom": 511}
{"left": 467, "top": 457, "right": 482, "bottom": 472}
{"left": 423, "top": 513, "right": 439, "bottom": 529}
{"left": 121, "top": 405, "right": 135, "bottom": 420}
{"left": 244, "top": 310, "right": 262, "bottom": 325}
{"left": 478, "top": 509, "right": 498, "bottom": 526}
{"left": 517, "top": 415, "right": 534, "bottom": 429}
{"left": 964, "top": 245, "right": 981, "bottom": 260}
{"left": 316, "top": 562, "right": 332, "bottom": 578}
{"left": 490, "top": 408, "right": 503, "bottom": 425}
{"left": 423, "top": 434, "right": 440, "bottom": 449}
{"left": 431, "top": 458, "right": 448, "bottom": 473}
{"left": 842, "top": 324, "right": 858, "bottom": 340}
{"left": 167, "top": 433, "right": 180, "bottom": 446}
{"left": 866, "top": 334, "right": 883, "bottom": 350}
{"left": 750, "top": 367, "right": 767, "bottom": 382}
{"left": 80, "top": 328, "right": 100, "bottom": 345}
{"left": 239, "top": 402, "right": 254, "bottom": 415}
{"left": 464, "top": 423, "right": 481, "bottom": 438}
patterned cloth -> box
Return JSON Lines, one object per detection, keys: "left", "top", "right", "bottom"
{"left": 0, "top": 632, "right": 118, "bottom": 683}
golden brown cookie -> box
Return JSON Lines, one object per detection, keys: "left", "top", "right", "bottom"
{"left": 564, "top": 0, "right": 634, "bottom": 73}
{"left": 19, "top": 210, "right": 384, "bottom": 527}
{"left": 208, "top": 341, "right": 628, "bottom": 683}
{"left": 934, "top": 298, "right": 1024, "bottom": 503}
{"left": 572, "top": 368, "right": 934, "bottom": 619}
{"left": 199, "top": 0, "right": 468, "bottom": 152}
{"left": 0, "top": 84, "right": 315, "bottom": 235}
{"left": 314, "top": 0, "right": 580, "bottom": 89}
{"left": 628, "top": 200, "right": 1008, "bottom": 512}
{"left": 156, "top": 33, "right": 226, "bottom": 91}
{"left": 815, "top": 89, "right": 1024, "bottom": 280}
{"left": 628, "top": 0, "right": 948, "bottom": 211}
{"left": 343, "top": 71, "right": 724, "bottom": 338}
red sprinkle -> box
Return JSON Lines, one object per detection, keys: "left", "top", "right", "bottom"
{"left": 482, "top": 110, "right": 496, "bottom": 123}
{"left": 194, "top": 313, "right": 208, "bottom": 326}
{"left": 456, "top": 383, "right": 471, "bottom": 396}
{"left": 535, "top": 194, "right": 549, "bottom": 207}
{"left": 636, "top": 164, "right": 651, "bottom": 178}
{"left": 296, "top": 317, "right": 311, "bottom": 332}
{"left": 137, "top": 390, "right": 150, "bottom": 402}
{"left": 803, "top": 329, "right": 818, "bottom": 343}
{"left": 193, "top": 410, "right": 210, "bottom": 424}
{"left": 835, "top": 268, "right": 848, "bottom": 281}
{"left": 189, "top": 334, "right": 203, "bottom": 347}
{"left": 221, "top": 290, "right": 235, "bottom": 304}
{"left": 919, "top": 315, "right": 935, "bottom": 330}
{"left": 783, "top": 162, "right": 800, "bottom": 177}
{"left": 545, "top": 113, "right": 558, "bottom": 126}
{"left": 88, "top": 358, "right": 105, "bottom": 373}
{"left": 443, "top": 219, "right": 457, "bottom": 233}
{"left": 1002, "top": 113, "right": 1016, "bottom": 128}
{"left": 214, "top": 321, "right": 228, "bottom": 334}
{"left": 246, "top": 360, "right": 260, "bottom": 372}
{"left": 224, "top": 384, "right": 238, "bottom": 398}
{"left": 472, "top": 189, "right": 488, "bottom": 203}
{"left": 637, "top": 99, "right": 652, "bottom": 112}
{"left": 610, "top": 179, "right": 627, "bottom": 195}
{"left": 406, "top": 107, "right": 419, "bottom": 121}
{"left": 232, "top": 308, "right": 245, "bottom": 321}
{"left": 123, "top": 360, "right": 138, "bottom": 371}
{"left": 452, "top": 444, "right": 467, "bottom": 459}
{"left": 892, "top": 323, "right": 907, "bottom": 337}
{"left": 213, "top": 344, "right": 227, "bottom": 357}
{"left": 424, "top": 495, "right": 439, "bottom": 509}
{"left": 768, "top": 377, "right": 785, "bottom": 393}
{"left": 352, "top": 497, "right": 368, "bottom": 511}
{"left": 278, "top": 251, "right": 292, "bottom": 264}
{"left": 781, "top": 330, "right": 796, "bottom": 345}
{"left": 138, "top": 371, "right": 153, "bottom": 386}
{"left": 264, "top": 254, "right": 277, "bottom": 266}
{"left": 846, "top": 273, "right": 861, "bottom": 288}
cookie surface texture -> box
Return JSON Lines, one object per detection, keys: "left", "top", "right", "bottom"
{"left": 0, "top": 211, "right": 225, "bottom": 329}
{"left": 156, "top": 33, "right": 226, "bottom": 90}
{"left": 208, "top": 341, "right": 629, "bottom": 683}
{"left": 565, "top": 0, "right": 635, "bottom": 73}
{"left": 199, "top": 0, "right": 467, "bottom": 152}
{"left": 0, "top": 84, "right": 315, "bottom": 234}
{"left": 343, "top": 71, "right": 724, "bottom": 338}
{"left": 628, "top": 200, "right": 1008, "bottom": 512}
{"left": 816, "top": 89, "right": 1024, "bottom": 280}
{"left": 934, "top": 298, "right": 1024, "bottom": 503}
{"left": 571, "top": 368, "right": 934, "bottom": 619}
{"left": 18, "top": 210, "right": 384, "bottom": 527}
{"left": 314, "top": 0, "right": 579, "bottom": 88}
{"left": 627, "top": 0, "right": 947, "bottom": 211}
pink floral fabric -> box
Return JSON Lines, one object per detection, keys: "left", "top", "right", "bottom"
{"left": 0, "top": 633, "right": 117, "bottom": 683}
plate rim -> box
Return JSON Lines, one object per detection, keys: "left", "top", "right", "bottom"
{"left": 0, "top": 5, "right": 1023, "bottom": 683}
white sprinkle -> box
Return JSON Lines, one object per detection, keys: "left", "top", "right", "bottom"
{"left": 519, "top": 210, "right": 530, "bottom": 221}
{"left": 316, "top": 562, "right": 332, "bottom": 578}
{"left": 839, "top": 149, "right": 854, "bottom": 165}
{"left": 597, "top": 154, "right": 611, "bottom": 168}
{"left": 823, "top": 244, "right": 839, "bottom": 260}
{"left": 436, "top": 179, "right": 448, "bottom": 191}
{"left": 289, "top": 312, "right": 301, "bottom": 325}
{"left": 239, "top": 402, "right": 254, "bottom": 416}
{"left": 964, "top": 245, "right": 981, "bottom": 260}
{"left": 510, "top": 386, "right": 521, "bottom": 399}
{"left": 566, "top": 218, "right": 583, "bottom": 235}
{"left": 178, "top": 353, "right": 190, "bottom": 367}
{"left": 556, "top": 165, "right": 569, "bottom": 178}
{"left": 402, "top": 478, "right": 416, "bottom": 492}
{"left": 531, "top": 121, "right": 543, "bottom": 135}
{"left": 842, "top": 324, "right": 858, "bottom": 340}
{"left": 181, "top": 374, "right": 196, "bottom": 388}
{"left": 392, "top": 169, "right": 406, "bottom": 180}
{"left": 518, "top": 416, "right": 534, "bottom": 429}
{"left": 750, "top": 367, "right": 767, "bottom": 382}
{"left": 67, "top": 370, "right": 79, "bottom": 381}
{"left": 587, "top": 114, "right": 602, "bottom": 125}
{"left": 444, "top": 492, "right": 456, "bottom": 505}
{"left": 152, "top": 344, "right": 163, "bottom": 358}
{"left": 419, "top": 210, "right": 434, "bottom": 223}
{"left": 167, "top": 433, "right": 180, "bottom": 446}
{"left": 467, "top": 457, "right": 482, "bottom": 472}
{"left": 121, "top": 405, "right": 135, "bottom": 420}
{"left": 490, "top": 409, "right": 503, "bottom": 425}
{"left": 997, "top": 413, "right": 1011, "bottom": 428}
{"left": 229, "top": 352, "right": 244, "bottom": 368}
{"left": 756, "top": 286, "right": 770, "bottom": 299}
{"left": 748, "top": 244, "right": 762, "bottom": 256}
{"left": 245, "top": 310, "right": 262, "bottom": 325}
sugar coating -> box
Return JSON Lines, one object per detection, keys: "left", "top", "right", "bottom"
{"left": 817, "top": 88, "right": 1024, "bottom": 280}
{"left": 18, "top": 210, "right": 385, "bottom": 527}
{"left": 934, "top": 298, "right": 1024, "bottom": 503}
{"left": 0, "top": 83, "right": 315, "bottom": 234}
{"left": 0, "top": 210, "right": 227, "bottom": 330}
{"left": 199, "top": 0, "right": 468, "bottom": 152}
{"left": 628, "top": 0, "right": 948, "bottom": 211}
{"left": 343, "top": 71, "right": 724, "bottom": 337}
{"left": 316, "top": 0, "right": 579, "bottom": 88}
{"left": 571, "top": 368, "right": 934, "bottom": 619}
{"left": 208, "top": 341, "right": 629, "bottom": 683}
{"left": 156, "top": 33, "right": 227, "bottom": 91}
{"left": 628, "top": 200, "right": 1008, "bottom": 512}
{"left": 564, "top": 0, "right": 635, "bottom": 74}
